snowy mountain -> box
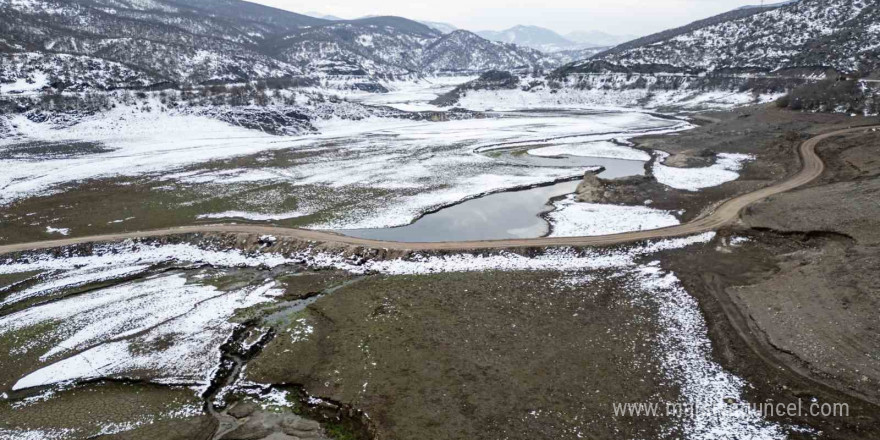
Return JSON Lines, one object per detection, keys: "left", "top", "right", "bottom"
{"left": 272, "top": 16, "right": 443, "bottom": 77}
{"left": 737, "top": 0, "right": 800, "bottom": 10}
{"left": 0, "top": 0, "right": 557, "bottom": 88}
{"left": 303, "top": 11, "right": 345, "bottom": 21}
{"left": 0, "top": 0, "right": 321, "bottom": 85}
{"left": 570, "top": 0, "right": 879, "bottom": 76}
{"left": 419, "top": 21, "right": 459, "bottom": 34}
{"left": 565, "top": 31, "right": 638, "bottom": 48}
{"left": 476, "top": 25, "right": 581, "bottom": 53}
{"left": 421, "top": 30, "right": 555, "bottom": 73}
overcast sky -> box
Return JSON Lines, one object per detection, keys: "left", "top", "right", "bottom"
{"left": 249, "top": 0, "right": 768, "bottom": 36}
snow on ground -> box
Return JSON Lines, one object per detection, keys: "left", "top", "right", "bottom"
{"left": 2, "top": 274, "right": 238, "bottom": 361}
{"left": 0, "top": 241, "right": 297, "bottom": 391}
{"left": 473, "top": 118, "right": 691, "bottom": 154}
{"left": 11, "top": 276, "right": 283, "bottom": 390}
{"left": 0, "top": 428, "right": 74, "bottom": 440}
{"left": 627, "top": 264, "right": 785, "bottom": 439}
{"left": 527, "top": 139, "right": 651, "bottom": 161}
{"left": 338, "top": 76, "right": 474, "bottom": 111}
{"left": 0, "top": 241, "right": 297, "bottom": 306}
{"left": 0, "top": 106, "right": 284, "bottom": 204}
{"left": 0, "top": 103, "right": 685, "bottom": 229}
{"left": 454, "top": 85, "right": 781, "bottom": 112}
{"left": 547, "top": 196, "right": 680, "bottom": 237}
{"left": 197, "top": 210, "right": 309, "bottom": 221}
{"left": 0, "top": 234, "right": 792, "bottom": 436}
{"left": 653, "top": 152, "right": 754, "bottom": 191}
{"left": 0, "top": 71, "right": 49, "bottom": 94}
{"left": 1, "top": 264, "right": 150, "bottom": 308}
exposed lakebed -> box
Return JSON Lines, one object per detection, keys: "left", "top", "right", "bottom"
{"left": 1, "top": 106, "right": 690, "bottom": 244}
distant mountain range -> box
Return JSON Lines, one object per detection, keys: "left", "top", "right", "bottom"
{"left": 476, "top": 25, "right": 635, "bottom": 53}
{"left": 565, "top": 31, "right": 638, "bottom": 48}
{"left": 477, "top": 25, "right": 579, "bottom": 52}
{"left": 0, "top": 0, "right": 556, "bottom": 88}
{"left": 303, "top": 11, "right": 346, "bottom": 21}
{"left": 419, "top": 21, "right": 459, "bottom": 34}
{"left": 737, "top": 0, "right": 800, "bottom": 10}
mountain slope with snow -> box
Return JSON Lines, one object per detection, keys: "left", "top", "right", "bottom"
{"left": 0, "top": 0, "right": 557, "bottom": 87}
{"left": 575, "top": 0, "right": 879, "bottom": 75}
{"left": 421, "top": 30, "right": 554, "bottom": 73}
{"left": 477, "top": 25, "right": 580, "bottom": 52}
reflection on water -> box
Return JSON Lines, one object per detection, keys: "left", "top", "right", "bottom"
{"left": 496, "top": 154, "right": 647, "bottom": 179}
{"left": 338, "top": 154, "right": 645, "bottom": 242}
{"left": 339, "top": 180, "right": 579, "bottom": 242}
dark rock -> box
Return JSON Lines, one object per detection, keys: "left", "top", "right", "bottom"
{"left": 662, "top": 149, "right": 717, "bottom": 168}
{"left": 281, "top": 414, "right": 322, "bottom": 436}
{"left": 431, "top": 70, "right": 521, "bottom": 106}
{"left": 575, "top": 173, "right": 656, "bottom": 205}
{"left": 352, "top": 83, "right": 389, "bottom": 93}
{"left": 221, "top": 412, "right": 282, "bottom": 439}
{"left": 574, "top": 172, "right": 605, "bottom": 203}
{"left": 228, "top": 401, "right": 259, "bottom": 419}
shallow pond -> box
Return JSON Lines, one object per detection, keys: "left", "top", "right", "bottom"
{"left": 337, "top": 154, "right": 645, "bottom": 242}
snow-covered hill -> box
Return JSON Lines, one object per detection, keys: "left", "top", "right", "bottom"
{"left": 572, "top": 0, "right": 879, "bottom": 75}
{"left": 0, "top": 0, "right": 556, "bottom": 87}
{"left": 419, "top": 20, "right": 458, "bottom": 34}
{"left": 421, "top": 30, "right": 555, "bottom": 73}
{"left": 565, "top": 31, "right": 637, "bottom": 48}
{"left": 476, "top": 25, "right": 581, "bottom": 53}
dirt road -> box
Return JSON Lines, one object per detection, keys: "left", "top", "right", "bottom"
{"left": 0, "top": 125, "right": 875, "bottom": 255}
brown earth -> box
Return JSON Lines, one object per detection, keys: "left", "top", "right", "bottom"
{"left": 245, "top": 270, "right": 690, "bottom": 440}
{"left": 657, "top": 118, "right": 880, "bottom": 438}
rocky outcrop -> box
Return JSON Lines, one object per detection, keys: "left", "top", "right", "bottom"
{"left": 574, "top": 172, "right": 606, "bottom": 203}
{"left": 661, "top": 149, "right": 717, "bottom": 168}
{"left": 221, "top": 404, "right": 328, "bottom": 440}
{"left": 0, "top": 115, "right": 15, "bottom": 139}
{"left": 575, "top": 172, "right": 656, "bottom": 205}
{"left": 431, "top": 70, "right": 521, "bottom": 106}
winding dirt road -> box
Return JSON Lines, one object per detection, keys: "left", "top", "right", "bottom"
{"left": 0, "top": 125, "right": 875, "bottom": 255}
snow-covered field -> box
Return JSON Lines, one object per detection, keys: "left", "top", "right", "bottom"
{"left": 328, "top": 76, "right": 475, "bottom": 111}
{"left": 454, "top": 83, "right": 782, "bottom": 112}
{"left": 527, "top": 139, "right": 651, "bottom": 161}
{"left": 548, "top": 196, "right": 681, "bottom": 237}
{"left": 0, "top": 105, "right": 685, "bottom": 231}
{"left": 0, "top": 79, "right": 763, "bottom": 243}
{"left": 653, "top": 152, "right": 754, "bottom": 192}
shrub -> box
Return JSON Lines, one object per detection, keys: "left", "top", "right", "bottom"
{"left": 775, "top": 95, "right": 791, "bottom": 108}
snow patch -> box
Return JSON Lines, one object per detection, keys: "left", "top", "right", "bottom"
{"left": 528, "top": 140, "right": 651, "bottom": 161}
{"left": 653, "top": 152, "right": 754, "bottom": 191}
{"left": 44, "top": 226, "right": 70, "bottom": 236}
{"left": 197, "top": 211, "right": 309, "bottom": 221}
{"left": 548, "top": 196, "right": 680, "bottom": 237}
{"left": 11, "top": 277, "right": 283, "bottom": 391}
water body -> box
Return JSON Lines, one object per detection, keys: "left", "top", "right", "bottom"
{"left": 492, "top": 153, "right": 647, "bottom": 179}
{"left": 338, "top": 155, "right": 645, "bottom": 242}
{"left": 339, "top": 180, "right": 580, "bottom": 242}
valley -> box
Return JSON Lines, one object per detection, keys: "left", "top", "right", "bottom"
{"left": 2, "top": 0, "right": 880, "bottom": 439}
